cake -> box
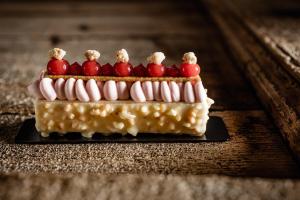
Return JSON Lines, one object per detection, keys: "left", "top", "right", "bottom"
{"left": 27, "top": 48, "right": 214, "bottom": 137}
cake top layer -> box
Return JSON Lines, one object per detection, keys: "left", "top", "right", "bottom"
{"left": 46, "top": 48, "right": 201, "bottom": 80}
{"left": 46, "top": 75, "right": 200, "bottom": 82}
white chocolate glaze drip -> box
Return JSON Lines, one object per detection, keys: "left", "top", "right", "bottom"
{"left": 28, "top": 78, "right": 208, "bottom": 103}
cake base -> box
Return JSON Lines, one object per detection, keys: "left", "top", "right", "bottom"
{"left": 34, "top": 99, "right": 214, "bottom": 137}
{"left": 15, "top": 116, "right": 229, "bottom": 143}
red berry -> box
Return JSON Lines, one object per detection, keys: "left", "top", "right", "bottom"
{"left": 68, "top": 62, "right": 82, "bottom": 75}
{"left": 82, "top": 60, "right": 101, "bottom": 76}
{"left": 132, "top": 64, "right": 147, "bottom": 77}
{"left": 180, "top": 63, "right": 200, "bottom": 77}
{"left": 101, "top": 63, "right": 114, "bottom": 76}
{"left": 165, "top": 65, "right": 180, "bottom": 77}
{"left": 47, "top": 58, "right": 69, "bottom": 75}
{"left": 114, "top": 62, "right": 133, "bottom": 77}
{"left": 147, "top": 63, "right": 165, "bottom": 77}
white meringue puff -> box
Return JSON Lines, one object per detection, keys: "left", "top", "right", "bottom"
{"left": 142, "top": 81, "right": 154, "bottom": 101}
{"left": 103, "top": 80, "right": 118, "bottom": 101}
{"left": 152, "top": 81, "right": 162, "bottom": 101}
{"left": 27, "top": 80, "right": 43, "bottom": 99}
{"left": 116, "top": 81, "right": 129, "bottom": 100}
{"left": 64, "top": 78, "right": 77, "bottom": 101}
{"left": 184, "top": 81, "right": 195, "bottom": 103}
{"left": 160, "top": 81, "right": 172, "bottom": 103}
{"left": 86, "top": 79, "right": 101, "bottom": 102}
{"left": 39, "top": 77, "right": 57, "bottom": 101}
{"left": 75, "top": 79, "right": 90, "bottom": 102}
{"left": 54, "top": 78, "right": 66, "bottom": 100}
{"left": 130, "top": 81, "right": 146, "bottom": 102}
{"left": 169, "top": 81, "right": 180, "bottom": 102}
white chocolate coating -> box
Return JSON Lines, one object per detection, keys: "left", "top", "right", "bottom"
{"left": 35, "top": 99, "right": 214, "bottom": 137}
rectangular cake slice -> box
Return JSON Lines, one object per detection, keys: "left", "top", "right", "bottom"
{"left": 28, "top": 48, "right": 214, "bottom": 137}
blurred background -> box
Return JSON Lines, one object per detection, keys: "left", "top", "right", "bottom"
{"left": 0, "top": 0, "right": 213, "bottom": 83}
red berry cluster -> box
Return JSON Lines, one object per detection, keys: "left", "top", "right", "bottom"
{"left": 47, "top": 58, "right": 200, "bottom": 77}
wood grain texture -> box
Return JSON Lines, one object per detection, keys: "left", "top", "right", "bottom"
{"left": 203, "top": 0, "right": 300, "bottom": 160}
{"left": 219, "top": 0, "right": 300, "bottom": 82}
{"left": 1, "top": 173, "right": 300, "bottom": 200}
{"left": 0, "top": 111, "right": 299, "bottom": 177}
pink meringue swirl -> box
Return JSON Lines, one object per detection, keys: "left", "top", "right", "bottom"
{"left": 28, "top": 78, "right": 207, "bottom": 103}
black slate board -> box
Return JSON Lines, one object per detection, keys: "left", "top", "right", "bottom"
{"left": 15, "top": 116, "right": 229, "bottom": 144}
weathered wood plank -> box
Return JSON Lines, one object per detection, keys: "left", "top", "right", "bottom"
{"left": 0, "top": 111, "right": 299, "bottom": 177}
{"left": 223, "top": 0, "right": 300, "bottom": 82}
{"left": 203, "top": 0, "right": 300, "bottom": 160}
{"left": 1, "top": 173, "right": 300, "bottom": 200}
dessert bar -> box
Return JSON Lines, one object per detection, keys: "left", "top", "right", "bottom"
{"left": 28, "top": 48, "right": 214, "bottom": 137}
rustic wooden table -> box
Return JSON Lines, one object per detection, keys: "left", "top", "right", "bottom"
{"left": 0, "top": 0, "right": 299, "bottom": 199}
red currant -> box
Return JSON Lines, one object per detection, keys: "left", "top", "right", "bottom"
{"left": 165, "top": 65, "right": 180, "bottom": 77}
{"left": 68, "top": 62, "right": 82, "bottom": 75}
{"left": 47, "top": 58, "right": 69, "bottom": 75}
{"left": 132, "top": 64, "right": 147, "bottom": 77}
{"left": 101, "top": 63, "right": 114, "bottom": 76}
{"left": 147, "top": 63, "right": 165, "bottom": 77}
{"left": 180, "top": 63, "right": 200, "bottom": 77}
{"left": 82, "top": 60, "right": 101, "bottom": 76}
{"left": 114, "top": 62, "right": 133, "bottom": 77}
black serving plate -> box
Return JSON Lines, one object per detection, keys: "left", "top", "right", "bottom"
{"left": 15, "top": 116, "right": 229, "bottom": 144}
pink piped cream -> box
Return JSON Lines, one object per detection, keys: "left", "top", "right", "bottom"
{"left": 30, "top": 77, "right": 208, "bottom": 104}
{"left": 28, "top": 48, "right": 214, "bottom": 137}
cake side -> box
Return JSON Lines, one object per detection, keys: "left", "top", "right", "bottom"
{"left": 35, "top": 99, "right": 214, "bottom": 137}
